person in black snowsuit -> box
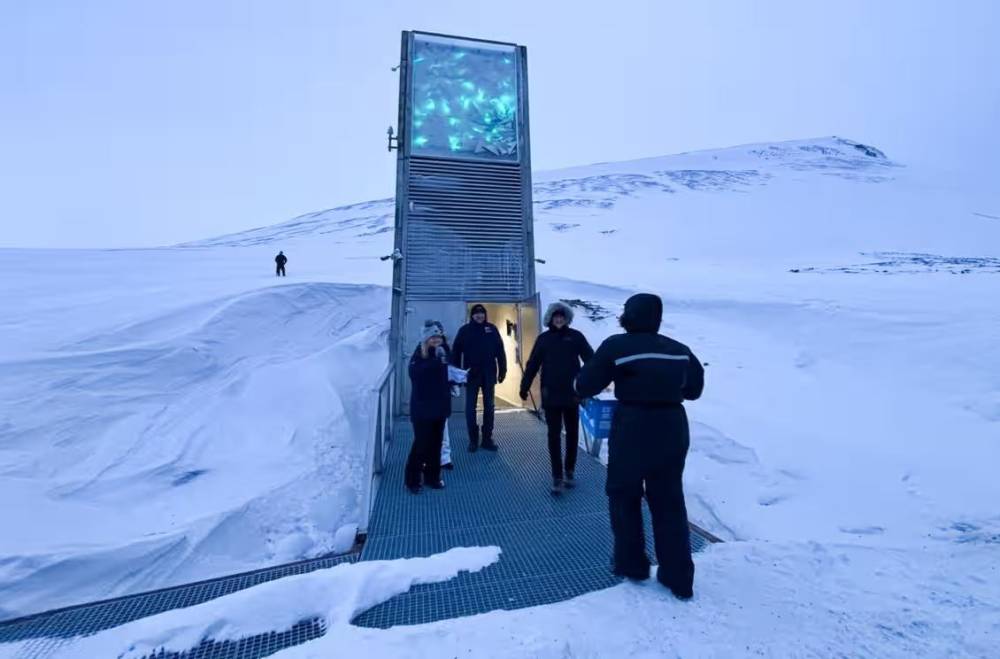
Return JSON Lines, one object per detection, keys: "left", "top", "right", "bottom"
{"left": 575, "top": 293, "right": 705, "bottom": 599}
{"left": 404, "top": 320, "right": 452, "bottom": 493}
{"left": 451, "top": 304, "right": 506, "bottom": 452}
{"left": 520, "top": 301, "right": 594, "bottom": 493}
{"left": 275, "top": 251, "right": 288, "bottom": 277}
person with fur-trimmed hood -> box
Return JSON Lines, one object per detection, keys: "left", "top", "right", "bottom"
{"left": 574, "top": 293, "right": 704, "bottom": 600}
{"left": 520, "top": 301, "right": 595, "bottom": 493}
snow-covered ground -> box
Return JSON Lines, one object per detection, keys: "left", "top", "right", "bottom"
{"left": 2, "top": 137, "right": 999, "bottom": 654}
{"left": 2, "top": 542, "right": 993, "bottom": 658}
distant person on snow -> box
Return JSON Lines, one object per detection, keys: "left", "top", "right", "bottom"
{"left": 520, "top": 301, "right": 594, "bottom": 494}
{"left": 405, "top": 320, "right": 452, "bottom": 494}
{"left": 575, "top": 293, "right": 705, "bottom": 600}
{"left": 451, "top": 304, "right": 506, "bottom": 452}
{"left": 275, "top": 251, "right": 288, "bottom": 277}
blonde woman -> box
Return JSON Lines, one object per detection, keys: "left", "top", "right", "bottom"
{"left": 405, "top": 321, "right": 452, "bottom": 493}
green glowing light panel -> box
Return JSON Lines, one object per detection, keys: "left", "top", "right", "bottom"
{"left": 410, "top": 34, "right": 519, "bottom": 160}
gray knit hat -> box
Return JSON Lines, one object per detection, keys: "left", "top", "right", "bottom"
{"left": 421, "top": 319, "right": 445, "bottom": 342}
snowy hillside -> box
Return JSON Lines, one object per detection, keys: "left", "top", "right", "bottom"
{"left": 2, "top": 136, "right": 999, "bottom": 653}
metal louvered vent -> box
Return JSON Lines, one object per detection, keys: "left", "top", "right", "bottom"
{"left": 404, "top": 157, "right": 528, "bottom": 300}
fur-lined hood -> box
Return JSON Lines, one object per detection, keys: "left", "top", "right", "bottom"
{"left": 544, "top": 301, "right": 574, "bottom": 327}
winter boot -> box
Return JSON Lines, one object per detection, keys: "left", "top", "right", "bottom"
{"left": 551, "top": 478, "right": 564, "bottom": 495}
{"left": 441, "top": 462, "right": 454, "bottom": 471}
{"left": 670, "top": 587, "right": 693, "bottom": 601}
{"left": 468, "top": 429, "right": 480, "bottom": 453}
{"left": 481, "top": 436, "right": 498, "bottom": 451}
{"left": 657, "top": 568, "right": 693, "bottom": 600}
{"left": 612, "top": 555, "right": 651, "bottom": 582}
{"left": 428, "top": 480, "right": 446, "bottom": 490}
{"left": 563, "top": 471, "right": 576, "bottom": 488}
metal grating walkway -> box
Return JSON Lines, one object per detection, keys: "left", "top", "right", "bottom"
{"left": 0, "top": 553, "right": 357, "bottom": 659}
{"left": 354, "top": 410, "right": 713, "bottom": 628}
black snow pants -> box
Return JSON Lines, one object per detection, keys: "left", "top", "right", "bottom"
{"left": 544, "top": 405, "right": 579, "bottom": 480}
{"left": 465, "top": 375, "right": 496, "bottom": 443}
{"left": 606, "top": 403, "right": 694, "bottom": 595}
{"left": 405, "top": 418, "right": 446, "bottom": 488}
{"left": 276, "top": 264, "right": 286, "bottom": 276}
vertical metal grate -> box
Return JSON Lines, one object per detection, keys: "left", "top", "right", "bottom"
{"left": 404, "top": 157, "right": 527, "bottom": 300}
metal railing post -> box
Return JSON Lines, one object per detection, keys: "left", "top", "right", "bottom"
{"left": 359, "top": 360, "right": 397, "bottom": 536}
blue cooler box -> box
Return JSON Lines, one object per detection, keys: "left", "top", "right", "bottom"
{"left": 580, "top": 398, "right": 617, "bottom": 440}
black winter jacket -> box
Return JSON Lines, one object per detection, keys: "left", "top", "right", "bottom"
{"left": 409, "top": 345, "right": 452, "bottom": 421}
{"left": 451, "top": 316, "right": 507, "bottom": 384}
{"left": 521, "top": 326, "right": 594, "bottom": 407}
{"left": 575, "top": 294, "right": 703, "bottom": 405}
{"left": 575, "top": 293, "right": 704, "bottom": 494}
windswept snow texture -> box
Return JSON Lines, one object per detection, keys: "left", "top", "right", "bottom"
{"left": 0, "top": 257, "right": 391, "bottom": 618}
{"left": 2, "top": 136, "right": 1000, "bottom": 651}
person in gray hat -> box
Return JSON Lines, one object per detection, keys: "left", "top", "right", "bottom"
{"left": 404, "top": 320, "right": 452, "bottom": 493}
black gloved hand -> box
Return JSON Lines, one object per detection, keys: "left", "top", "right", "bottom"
{"left": 498, "top": 371, "right": 506, "bottom": 384}
{"left": 519, "top": 389, "right": 529, "bottom": 401}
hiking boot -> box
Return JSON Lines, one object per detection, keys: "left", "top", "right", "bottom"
{"left": 564, "top": 472, "right": 576, "bottom": 488}
{"left": 551, "top": 478, "right": 564, "bottom": 495}
{"left": 467, "top": 440, "right": 479, "bottom": 453}
{"left": 481, "top": 438, "right": 498, "bottom": 451}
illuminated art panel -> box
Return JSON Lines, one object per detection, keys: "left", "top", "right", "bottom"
{"left": 410, "top": 34, "right": 519, "bottom": 160}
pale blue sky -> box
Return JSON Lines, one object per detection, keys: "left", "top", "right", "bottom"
{"left": 2, "top": 0, "right": 998, "bottom": 247}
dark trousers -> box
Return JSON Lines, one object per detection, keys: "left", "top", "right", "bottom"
{"left": 544, "top": 405, "right": 579, "bottom": 480}
{"left": 276, "top": 265, "right": 286, "bottom": 276}
{"left": 606, "top": 405, "right": 694, "bottom": 593}
{"left": 405, "top": 418, "right": 446, "bottom": 487}
{"left": 465, "top": 376, "right": 495, "bottom": 443}
{"left": 608, "top": 452, "right": 694, "bottom": 593}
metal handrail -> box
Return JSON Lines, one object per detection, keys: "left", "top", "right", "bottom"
{"left": 359, "top": 359, "right": 397, "bottom": 535}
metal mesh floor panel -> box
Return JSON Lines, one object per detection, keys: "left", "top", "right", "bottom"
{"left": 0, "top": 553, "right": 356, "bottom": 659}
{"left": 354, "top": 410, "right": 713, "bottom": 628}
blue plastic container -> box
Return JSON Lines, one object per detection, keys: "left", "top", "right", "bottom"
{"left": 580, "top": 398, "right": 617, "bottom": 440}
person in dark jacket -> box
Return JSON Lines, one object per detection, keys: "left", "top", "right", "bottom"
{"left": 575, "top": 293, "right": 705, "bottom": 600}
{"left": 420, "top": 320, "right": 455, "bottom": 471}
{"left": 451, "top": 304, "right": 506, "bottom": 452}
{"left": 275, "top": 251, "right": 288, "bottom": 277}
{"left": 520, "top": 301, "right": 594, "bottom": 493}
{"left": 405, "top": 320, "right": 452, "bottom": 493}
